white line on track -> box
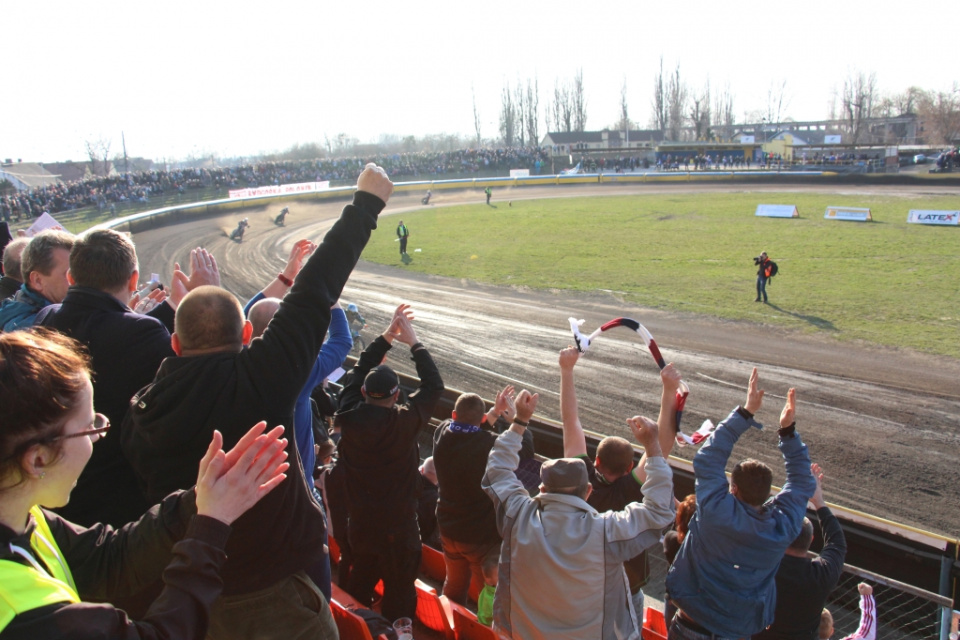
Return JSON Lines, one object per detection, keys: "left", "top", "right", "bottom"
{"left": 459, "top": 361, "right": 561, "bottom": 397}
{"left": 694, "top": 372, "right": 905, "bottom": 428}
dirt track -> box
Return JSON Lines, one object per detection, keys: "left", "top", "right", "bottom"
{"left": 132, "top": 183, "right": 960, "bottom": 538}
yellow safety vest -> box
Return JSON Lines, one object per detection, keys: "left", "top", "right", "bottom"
{"left": 0, "top": 506, "right": 80, "bottom": 631}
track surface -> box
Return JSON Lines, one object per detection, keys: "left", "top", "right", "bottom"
{"left": 133, "top": 184, "right": 960, "bottom": 538}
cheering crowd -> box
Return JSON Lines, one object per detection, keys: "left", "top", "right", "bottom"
{"left": 1, "top": 147, "right": 549, "bottom": 222}
{"left": 0, "top": 164, "right": 880, "bottom": 640}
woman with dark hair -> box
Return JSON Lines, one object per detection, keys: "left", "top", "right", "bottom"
{"left": 0, "top": 329, "right": 290, "bottom": 639}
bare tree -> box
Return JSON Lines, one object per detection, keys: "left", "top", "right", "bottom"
{"left": 472, "top": 85, "right": 482, "bottom": 147}
{"left": 515, "top": 80, "right": 527, "bottom": 147}
{"left": 765, "top": 79, "right": 791, "bottom": 131}
{"left": 918, "top": 85, "right": 960, "bottom": 145}
{"left": 713, "top": 83, "right": 736, "bottom": 141}
{"left": 84, "top": 136, "right": 112, "bottom": 177}
{"left": 651, "top": 56, "right": 668, "bottom": 133}
{"left": 892, "top": 86, "right": 924, "bottom": 116}
{"left": 666, "top": 63, "right": 688, "bottom": 141}
{"left": 619, "top": 77, "right": 630, "bottom": 132}
{"left": 499, "top": 83, "right": 517, "bottom": 146}
{"left": 690, "top": 81, "right": 711, "bottom": 140}
{"left": 572, "top": 68, "right": 587, "bottom": 132}
{"left": 526, "top": 77, "right": 540, "bottom": 146}
{"left": 841, "top": 70, "right": 878, "bottom": 145}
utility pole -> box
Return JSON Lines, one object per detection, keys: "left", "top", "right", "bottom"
{"left": 122, "top": 131, "right": 129, "bottom": 174}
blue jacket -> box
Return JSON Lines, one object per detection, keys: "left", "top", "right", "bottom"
{"left": 245, "top": 293, "right": 352, "bottom": 478}
{"left": 0, "top": 284, "right": 50, "bottom": 331}
{"left": 665, "top": 408, "right": 815, "bottom": 638}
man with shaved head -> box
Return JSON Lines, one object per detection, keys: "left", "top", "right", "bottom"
{"left": 122, "top": 164, "right": 394, "bottom": 640}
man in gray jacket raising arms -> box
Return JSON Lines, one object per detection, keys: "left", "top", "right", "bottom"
{"left": 483, "top": 389, "right": 675, "bottom": 640}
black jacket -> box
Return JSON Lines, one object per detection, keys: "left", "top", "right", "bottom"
{"left": 753, "top": 506, "right": 847, "bottom": 640}
{"left": 0, "top": 491, "right": 233, "bottom": 640}
{"left": 0, "top": 276, "right": 20, "bottom": 301}
{"left": 335, "top": 335, "right": 444, "bottom": 527}
{"left": 40, "top": 287, "right": 174, "bottom": 527}
{"left": 122, "top": 192, "right": 384, "bottom": 595}
{"left": 433, "top": 417, "right": 533, "bottom": 545}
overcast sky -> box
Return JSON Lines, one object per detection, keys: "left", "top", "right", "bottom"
{"left": 4, "top": 0, "right": 956, "bottom": 163}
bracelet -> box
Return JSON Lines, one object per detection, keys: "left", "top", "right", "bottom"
{"left": 410, "top": 342, "right": 425, "bottom": 352}
{"left": 277, "top": 272, "right": 294, "bottom": 287}
{"left": 513, "top": 418, "right": 529, "bottom": 427}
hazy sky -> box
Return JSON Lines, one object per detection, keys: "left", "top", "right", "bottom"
{"left": 4, "top": 0, "right": 956, "bottom": 163}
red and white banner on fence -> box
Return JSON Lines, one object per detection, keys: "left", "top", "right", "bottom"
{"left": 228, "top": 181, "right": 330, "bottom": 199}
{"left": 907, "top": 210, "right": 959, "bottom": 226}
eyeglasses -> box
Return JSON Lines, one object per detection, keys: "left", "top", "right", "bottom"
{"left": 48, "top": 414, "right": 111, "bottom": 442}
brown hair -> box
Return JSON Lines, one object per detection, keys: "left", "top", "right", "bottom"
{"left": 819, "top": 608, "right": 834, "bottom": 639}
{"left": 676, "top": 493, "right": 697, "bottom": 542}
{"left": 596, "top": 436, "right": 635, "bottom": 477}
{"left": 789, "top": 516, "right": 815, "bottom": 553}
{"left": 453, "top": 393, "right": 486, "bottom": 426}
{"left": 0, "top": 329, "right": 91, "bottom": 488}
{"left": 174, "top": 286, "right": 245, "bottom": 351}
{"left": 69, "top": 229, "right": 138, "bottom": 292}
{"left": 21, "top": 230, "right": 74, "bottom": 280}
{"left": 731, "top": 458, "right": 773, "bottom": 506}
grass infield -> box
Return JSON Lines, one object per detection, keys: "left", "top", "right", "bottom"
{"left": 364, "top": 192, "right": 960, "bottom": 358}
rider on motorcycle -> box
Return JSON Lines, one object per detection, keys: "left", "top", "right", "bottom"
{"left": 275, "top": 208, "right": 289, "bottom": 225}
{"left": 232, "top": 218, "right": 250, "bottom": 241}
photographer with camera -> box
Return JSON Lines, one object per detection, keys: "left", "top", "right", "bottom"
{"left": 754, "top": 251, "right": 775, "bottom": 303}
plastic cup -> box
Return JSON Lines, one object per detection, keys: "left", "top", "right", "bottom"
{"left": 392, "top": 616, "right": 413, "bottom": 640}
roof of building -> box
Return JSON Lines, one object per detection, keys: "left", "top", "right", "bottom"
{"left": 0, "top": 163, "right": 59, "bottom": 189}
{"left": 545, "top": 129, "right": 664, "bottom": 144}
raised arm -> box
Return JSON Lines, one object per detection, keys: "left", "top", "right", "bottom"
{"left": 255, "top": 239, "right": 316, "bottom": 303}
{"left": 634, "top": 363, "right": 683, "bottom": 483}
{"left": 694, "top": 367, "right": 764, "bottom": 505}
{"left": 810, "top": 463, "right": 847, "bottom": 586}
{"left": 841, "top": 584, "right": 877, "bottom": 640}
{"left": 559, "top": 346, "right": 588, "bottom": 458}
{"left": 337, "top": 305, "right": 408, "bottom": 410}
{"left": 773, "top": 388, "right": 816, "bottom": 525}
{"left": 482, "top": 390, "right": 539, "bottom": 535}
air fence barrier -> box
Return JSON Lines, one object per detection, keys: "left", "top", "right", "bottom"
{"left": 102, "top": 177, "right": 958, "bottom": 638}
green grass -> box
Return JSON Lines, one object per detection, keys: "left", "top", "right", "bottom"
{"left": 364, "top": 192, "right": 960, "bottom": 357}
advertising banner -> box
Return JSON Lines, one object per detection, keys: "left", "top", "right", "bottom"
{"left": 907, "top": 210, "right": 959, "bottom": 226}
{"left": 755, "top": 204, "right": 799, "bottom": 218}
{"left": 228, "top": 181, "right": 330, "bottom": 199}
{"left": 824, "top": 134, "right": 842, "bottom": 144}
{"left": 509, "top": 169, "right": 530, "bottom": 177}
{"left": 824, "top": 206, "right": 872, "bottom": 222}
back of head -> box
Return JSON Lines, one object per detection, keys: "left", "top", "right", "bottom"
{"left": 21, "top": 230, "right": 74, "bottom": 282}
{"left": 69, "top": 229, "right": 137, "bottom": 292}
{"left": 248, "top": 297, "right": 281, "bottom": 339}
{"left": 2, "top": 238, "right": 29, "bottom": 281}
{"left": 174, "top": 286, "right": 245, "bottom": 352}
{"left": 362, "top": 365, "right": 400, "bottom": 403}
{"left": 453, "top": 392, "right": 485, "bottom": 426}
{"left": 0, "top": 329, "right": 91, "bottom": 487}
{"left": 596, "top": 435, "right": 635, "bottom": 477}
{"left": 731, "top": 458, "right": 773, "bottom": 507}
{"left": 789, "top": 516, "right": 815, "bottom": 553}
{"left": 540, "top": 457, "right": 589, "bottom": 499}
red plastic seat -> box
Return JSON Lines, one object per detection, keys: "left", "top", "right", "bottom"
{"left": 414, "top": 579, "right": 455, "bottom": 639}
{"left": 447, "top": 597, "right": 499, "bottom": 640}
{"left": 420, "top": 543, "right": 447, "bottom": 583}
{"left": 329, "top": 535, "right": 341, "bottom": 566}
{"left": 642, "top": 606, "right": 668, "bottom": 640}
{"left": 329, "top": 585, "right": 390, "bottom": 640}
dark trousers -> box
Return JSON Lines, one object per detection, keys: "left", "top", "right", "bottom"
{"left": 399, "top": 236, "right": 408, "bottom": 254}
{"left": 756, "top": 275, "right": 768, "bottom": 302}
{"left": 348, "top": 514, "right": 422, "bottom": 622}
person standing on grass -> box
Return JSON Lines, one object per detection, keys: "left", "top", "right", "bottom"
{"left": 754, "top": 251, "right": 772, "bottom": 303}
{"left": 396, "top": 220, "right": 409, "bottom": 256}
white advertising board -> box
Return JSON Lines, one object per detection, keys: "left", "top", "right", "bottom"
{"left": 740, "top": 135, "right": 755, "bottom": 144}
{"left": 907, "top": 210, "right": 959, "bottom": 226}
{"left": 824, "top": 134, "right": 842, "bottom": 144}
{"left": 824, "top": 206, "right": 872, "bottom": 222}
{"left": 756, "top": 204, "right": 799, "bottom": 218}
{"left": 509, "top": 169, "right": 530, "bottom": 177}
{"left": 228, "top": 181, "right": 330, "bottom": 199}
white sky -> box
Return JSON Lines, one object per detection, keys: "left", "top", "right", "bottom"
{"left": 4, "top": 0, "right": 957, "bottom": 163}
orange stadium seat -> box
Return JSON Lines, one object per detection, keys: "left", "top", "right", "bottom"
{"left": 414, "top": 579, "right": 456, "bottom": 639}
{"left": 642, "top": 606, "right": 668, "bottom": 640}
{"left": 446, "top": 596, "right": 499, "bottom": 640}
{"left": 420, "top": 543, "right": 447, "bottom": 583}
{"left": 329, "top": 585, "right": 390, "bottom": 640}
